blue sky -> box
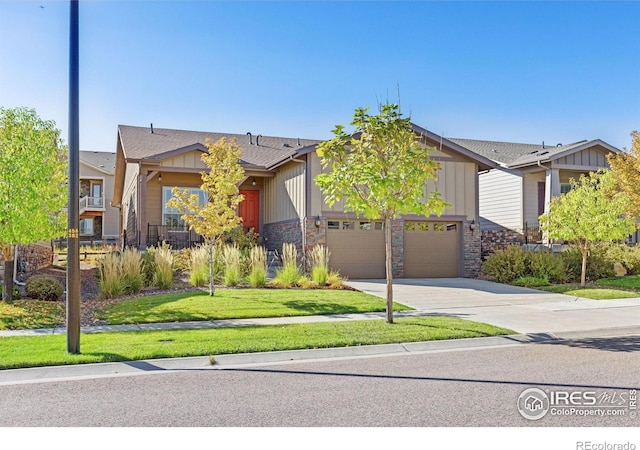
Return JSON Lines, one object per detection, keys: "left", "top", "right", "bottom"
{"left": 1, "top": 0, "right": 639, "bottom": 152}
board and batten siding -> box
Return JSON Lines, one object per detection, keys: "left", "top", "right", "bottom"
{"left": 309, "top": 150, "right": 478, "bottom": 219}
{"left": 263, "top": 160, "right": 306, "bottom": 224}
{"left": 478, "top": 168, "right": 522, "bottom": 231}
{"left": 554, "top": 146, "right": 610, "bottom": 168}
{"left": 523, "top": 172, "right": 545, "bottom": 226}
{"left": 160, "top": 150, "right": 208, "bottom": 169}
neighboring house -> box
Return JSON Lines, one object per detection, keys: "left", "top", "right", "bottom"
{"left": 447, "top": 137, "right": 620, "bottom": 248}
{"left": 79, "top": 151, "right": 119, "bottom": 244}
{"left": 112, "top": 124, "right": 495, "bottom": 279}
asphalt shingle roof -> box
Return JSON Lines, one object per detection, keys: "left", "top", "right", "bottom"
{"left": 80, "top": 150, "right": 116, "bottom": 175}
{"left": 118, "top": 125, "right": 322, "bottom": 168}
{"left": 446, "top": 137, "right": 588, "bottom": 167}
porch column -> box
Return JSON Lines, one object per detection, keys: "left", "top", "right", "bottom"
{"left": 544, "top": 168, "right": 560, "bottom": 214}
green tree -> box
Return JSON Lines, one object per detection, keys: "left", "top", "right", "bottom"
{"left": 539, "top": 170, "right": 635, "bottom": 287}
{"left": 0, "top": 107, "right": 67, "bottom": 303}
{"left": 607, "top": 131, "right": 640, "bottom": 220}
{"left": 166, "top": 137, "right": 244, "bottom": 296}
{"left": 316, "top": 103, "right": 449, "bottom": 323}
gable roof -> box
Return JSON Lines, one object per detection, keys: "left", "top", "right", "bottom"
{"left": 118, "top": 125, "right": 322, "bottom": 169}
{"left": 80, "top": 150, "right": 116, "bottom": 175}
{"left": 447, "top": 137, "right": 620, "bottom": 168}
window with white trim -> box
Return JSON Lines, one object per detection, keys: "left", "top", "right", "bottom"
{"left": 162, "top": 187, "right": 206, "bottom": 229}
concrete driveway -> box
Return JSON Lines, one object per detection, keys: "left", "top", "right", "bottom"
{"left": 346, "top": 278, "right": 640, "bottom": 335}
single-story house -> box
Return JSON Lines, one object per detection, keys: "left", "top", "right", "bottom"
{"left": 112, "top": 124, "right": 495, "bottom": 279}
{"left": 79, "top": 151, "right": 119, "bottom": 243}
{"left": 446, "top": 137, "right": 620, "bottom": 249}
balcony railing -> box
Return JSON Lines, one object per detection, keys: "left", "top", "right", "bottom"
{"left": 79, "top": 195, "right": 105, "bottom": 213}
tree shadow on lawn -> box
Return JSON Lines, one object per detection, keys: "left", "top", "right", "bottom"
{"left": 281, "top": 300, "right": 410, "bottom": 316}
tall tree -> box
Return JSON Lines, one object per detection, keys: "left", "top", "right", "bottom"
{"left": 166, "top": 137, "right": 244, "bottom": 296}
{"left": 0, "top": 107, "right": 67, "bottom": 303}
{"left": 607, "top": 131, "right": 640, "bottom": 220}
{"left": 316, "top": 103, "right": 449, "bottom": 323}
{"left": 539, "top": 170, "right": 635, "bottom": 287}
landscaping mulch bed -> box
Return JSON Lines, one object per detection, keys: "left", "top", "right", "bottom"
{"left": 26, "top": 266, "right": 200, "bottom": 327}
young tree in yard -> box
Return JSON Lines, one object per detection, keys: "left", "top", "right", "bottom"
{"left": 166, "top": 137, "right": 244, "bottom": 296}
{"left": 316, "top": 103, "right": 449, "bottom": 323}
{"left": 607, "top": 131, "right": 640, "bottom": 220}
{"left": 0, "top": 107, "right": 67, "bottom": 303}
{"left": 539, "top": 170, "right": 636, "bottom": 287}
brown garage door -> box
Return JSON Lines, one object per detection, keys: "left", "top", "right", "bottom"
{"left": 404, "top": 221, "right": 460, "bottom": 278}
{"left": 326, "top": 219, "right": 385, "bottom": 279}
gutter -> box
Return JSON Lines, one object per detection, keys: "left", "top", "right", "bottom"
{"left": 267, "top": 154, "right": 305, "bottom": 171}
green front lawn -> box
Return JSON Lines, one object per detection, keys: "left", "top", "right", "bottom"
{"left": 0, "top": 317, "right": 514, "bottom": 370}
{"left": 96, "top": 289, "right": 412, "bottom": 325}
{"left": 536, "top": 285, "right": 640, "bottom": 300}
{"left": 596, "top": 275, "right": 640, "bottom": 290}
{"left": 0, "top": 300, "right": 64, "bottom": 330}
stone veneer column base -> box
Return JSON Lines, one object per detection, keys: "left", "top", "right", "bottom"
{"left": 463, "top": 220, "right": 481, "bottom": 278}
{"left": 262, "top": 219, "right": 303, "bottom": 260}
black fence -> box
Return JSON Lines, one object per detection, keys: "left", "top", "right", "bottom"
{"left": 524, "top": 222, "right": 543, "bottom": 244}
{"left": 147, "top": 224, "right": 204, "bottom": 250}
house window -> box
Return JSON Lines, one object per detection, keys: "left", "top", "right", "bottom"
{"left": 79, "top": 218, "right": 94, "bottom": 236}
{"left": 327, "top": 221, "right": 339, "bottom": 230}
{"left": 560, "top": 183, "right": 572, "bottom": 194}
{"left": 162, "top": 187, "right": 206, "bottom": 229}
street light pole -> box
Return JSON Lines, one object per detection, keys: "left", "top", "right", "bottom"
{"left": 67, "top": 0, "right": 81, "bottom": 354}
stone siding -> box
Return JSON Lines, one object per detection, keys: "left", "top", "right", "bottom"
{"left": 263, "top": 219, "right": 303, "bottom": 262}
{"left": 463, "top": 221, "right": 482, "bottom": 278}
{"left": 481, "top": 228, "right": 526, "bottom": 260}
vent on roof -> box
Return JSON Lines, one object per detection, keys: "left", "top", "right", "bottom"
{"left": 491, "top": 149, "right": 497, "bottom": 153}
{"left": 150, "top": 123, "right": 154, "bottom": 134}
{"left": 297, "top": 138, "right": 301, "bottom": 147}
{"left": 283, "top": 143, "right": 292, "bottom": 148}
{"left": 557, "top": 143, "right": 562, "bottom": 147}
{"left": 256, "top": 135, "right": 262, "bottom": 146}
{"left": 529, "top": 150, "right": 539, "bottom": 155}
{"left": 540, "top": 151, "right": 549, "bottom": 156}
{"left": 246, "top": 132, "right": 253, "bottom": 145}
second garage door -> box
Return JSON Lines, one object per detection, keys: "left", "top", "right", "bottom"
{"left": 326, "top": 219, "right": 385, "bottom": 279}
{"left": 404, "top": 221, "right": 461, "bottom": 278}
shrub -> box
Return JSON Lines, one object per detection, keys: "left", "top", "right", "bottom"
{"left": 222, "top": 245, "right": 242, "bottom": 287}
{"left": 307, "top": 244, "right": 330, "bottom": 286}
{"left": 600, "top": 242, "right": 640, "bottom": 275}
{"left": 481, "top": 246, "right": 528, "bottom": 283}
{"left": 326, "top": 271, "right": 346, "bottom": 289}
{"left": 189, "top": 245, "right": 210, "bottom": 287}
{"left": 247, "top": 246, "right": 267, "bottom": 288}
{"left": 511, "top": 276, "right": 551, "bottom": 288}
{"left": 25, "top": 275, "right": 63, "bottom": 301}
{"left": 527, "top": 250, "right": 567, "bottom": 283}
{"left": 173, "top": 247, "right": 192, "bottom": 273}
{"left": 98, "top": 252, "right": 123, "bottom": 299}
{"left": 0, "top": 284, "right": 21, "bottom": 300}
{"left": 141, "top": 250, "right": 156, "bottom": 287}
{"left": 561, "top": 246, "right": 613, "bottom": 283}
{"left": 273, "top": 243, "right": 302, "bottom": 288}
{"left": 153, "top": 243, "right": 174, "bottom": 289}
{"left": 120, "top": 247, "right": 144, "bottom": 294}
{"left": 221, "top": 227, "right": 259, "bottom": 252}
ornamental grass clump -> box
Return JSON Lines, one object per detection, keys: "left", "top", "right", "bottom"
{"left": 153, "top": 243, "right": 174, "bottom": 289}
{"left": 98, "top": 252, "right": 123, "bottom": 299}
{"left": 307, "top": 244, "right": 330, "bottom": 286}
{"left": 222, "top": 244, "right": 242, "bottom": 287}
{"left": 247, "top": 245, "right": 267, "bottom": 288}
{"left": 120, "top": 247, "right": 144, "bottom": 294}
{"left": 189, "top": 245, "right": 210, "bottom": 287}
{"left": 273, "top": 243, "right": 302, "bottom": 288}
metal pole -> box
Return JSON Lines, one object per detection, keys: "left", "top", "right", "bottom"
{"left": 67, "top": 0, "right": 81, "bottom": 354}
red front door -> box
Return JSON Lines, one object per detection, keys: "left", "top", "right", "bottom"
{"left": 239, "top": 190, "right": 259, "bottom": 233}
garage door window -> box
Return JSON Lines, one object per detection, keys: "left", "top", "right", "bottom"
{"left": 327, "top": 220, "right": 384, "bottom": 231}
